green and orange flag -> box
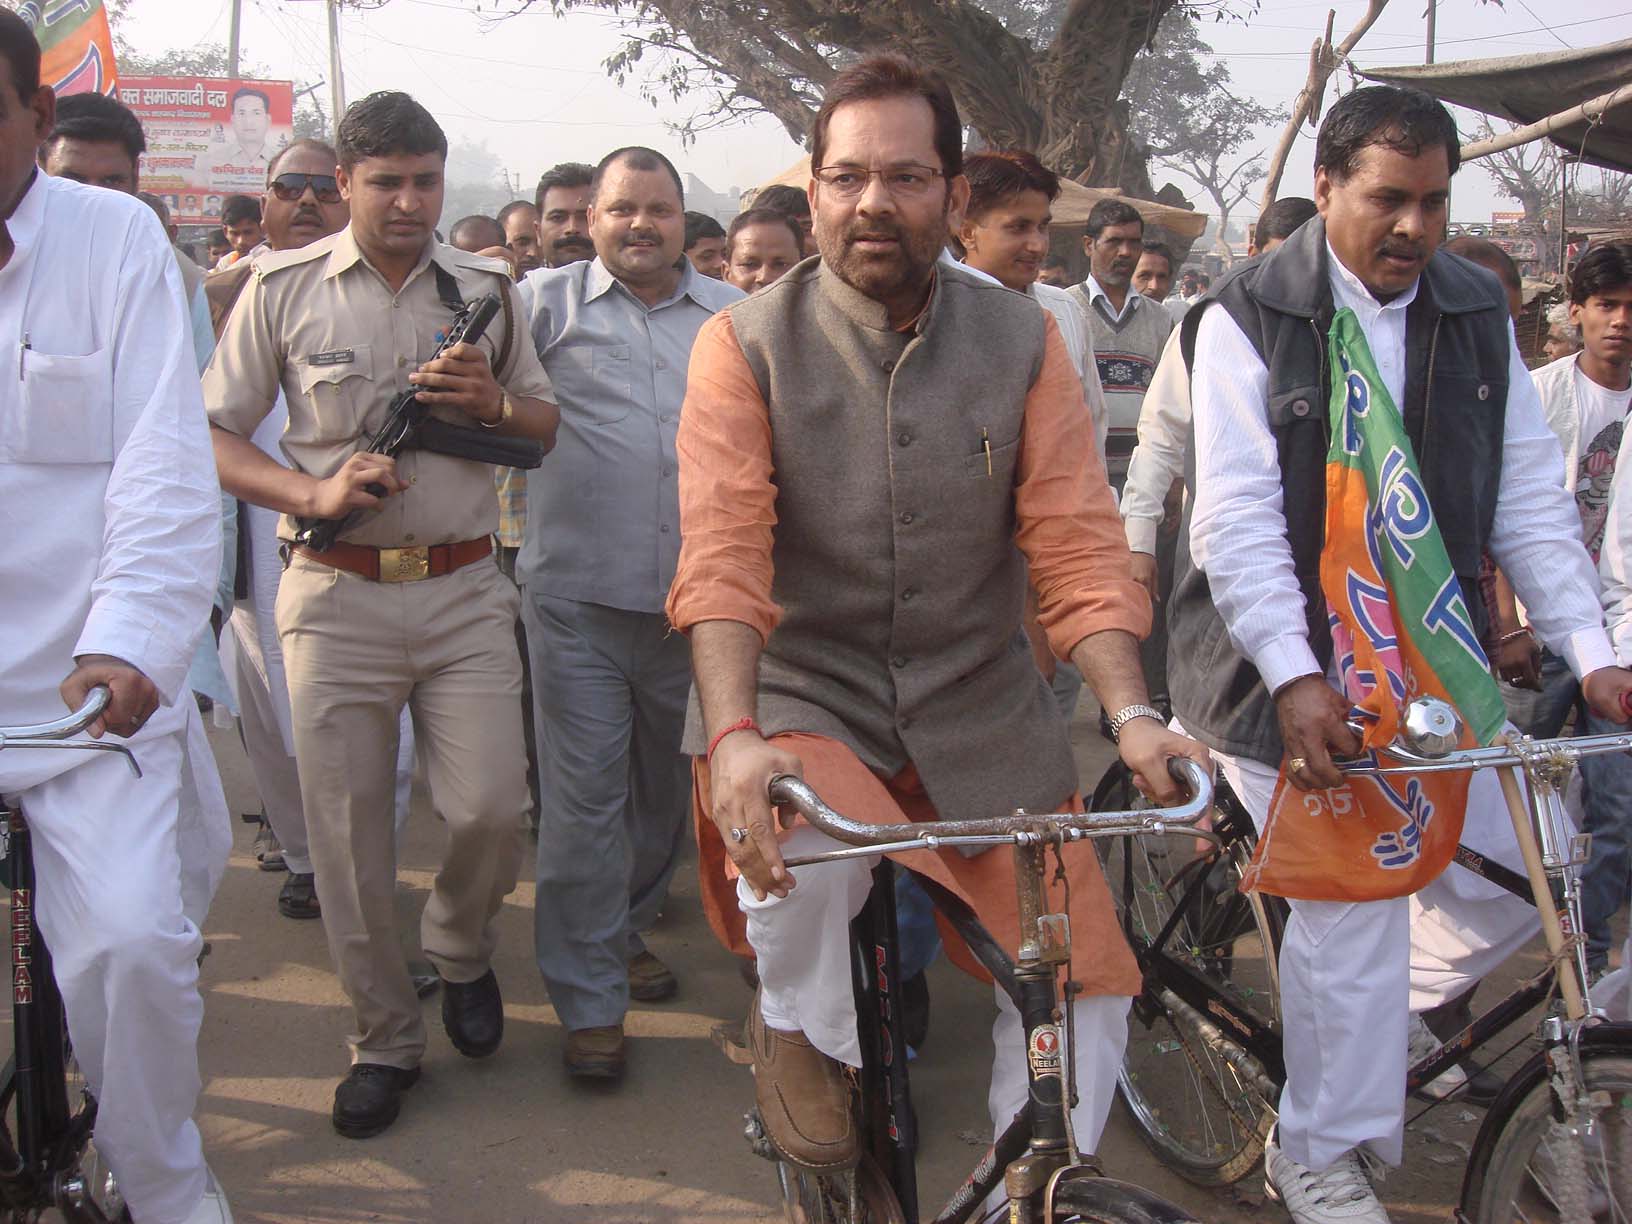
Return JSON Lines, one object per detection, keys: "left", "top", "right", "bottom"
{"left": 1240, "top": 308, "right": 1507, "bottom": 902}
{"left": 19, "top": 1, "right": 119, "bottom": 98}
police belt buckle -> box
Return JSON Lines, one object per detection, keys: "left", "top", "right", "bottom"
{"left": 378, "top": 546, "right": 431, "bottom": 582}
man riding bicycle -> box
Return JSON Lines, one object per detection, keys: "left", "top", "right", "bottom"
{"left": 0, "top": 14, "right": 231, "bottom": 1222}
{"left": 665, "top": 53, "right": 1207, "bottom": 1173}
{"left": 1171, "top": 85, "right": 1632, "bottom": 1223}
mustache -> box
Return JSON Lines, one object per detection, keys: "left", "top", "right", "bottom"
{"left": 551, "top": 235, "right": 592, "bottom": 251}
{"left": 290, "top": 206, "right": 323, "bottom": 226}
{"left": 844, "top": 218, "right": 905, "bottom": 243}
{"left": 1379, "top": 242, "right": 1424, "bottom": 260}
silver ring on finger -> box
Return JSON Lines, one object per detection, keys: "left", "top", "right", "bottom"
{"left": 729, "top": 826, "right": 749, "bottom": 843}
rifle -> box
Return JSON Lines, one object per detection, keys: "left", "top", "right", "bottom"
{"left": 293, "top": 292, "right": 543, "bottom": 552}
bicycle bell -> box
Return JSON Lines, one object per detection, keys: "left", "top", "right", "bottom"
{"left": 1399, "top": 697, "right": 1461, "bottom": 758}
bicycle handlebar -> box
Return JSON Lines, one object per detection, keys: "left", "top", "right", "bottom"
{"left": 768, "top": 756, "right": 1213, "bottom": 860}
{"left": 0, "top": 687, "right": 141, "bottom": 777}
{"left": 1335, "top": 696, "right": 1632, "bottom": 777}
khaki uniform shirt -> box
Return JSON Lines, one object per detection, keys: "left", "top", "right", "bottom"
{"left": 203, "top": 225, "right": 554, "bottom": 548}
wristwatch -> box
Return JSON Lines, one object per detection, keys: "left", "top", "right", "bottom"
{"left": 1108, "top": 704, "right": 1164, "bottom": 743}
{"left": 480, "top": 393, "right": 512, "bottom": 429}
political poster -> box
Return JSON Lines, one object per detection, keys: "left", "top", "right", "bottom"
{"left": 18, "top": 0, "right": 119, "bottom": 97}
{"left": 119, "top": 75, "right": 294, "bottom": 225}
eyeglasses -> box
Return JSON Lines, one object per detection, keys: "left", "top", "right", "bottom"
{"left": 269, "top": 173, "right": 342, "bottom": 203}
{"left": 812, "top": 164, "right": 944, "bottom": 200}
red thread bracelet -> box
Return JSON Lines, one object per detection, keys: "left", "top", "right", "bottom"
{"left": 707, "top": 716, "right": 762, "bottom": 762}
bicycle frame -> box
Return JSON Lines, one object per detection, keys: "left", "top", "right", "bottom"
{"left": 770, "top": 760, "right": 1214, "bottom": 1224}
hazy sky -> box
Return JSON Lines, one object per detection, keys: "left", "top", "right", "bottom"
{"left": 118, "top": 0, "right": 1630, "bottom": 221}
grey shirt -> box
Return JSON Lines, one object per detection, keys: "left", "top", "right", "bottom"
{"left": 517, "top": 256, "right": 743, "bottom": 612}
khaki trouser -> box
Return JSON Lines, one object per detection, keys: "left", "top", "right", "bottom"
{"left": 277, "top": 551, "right": 528, "bottom": 1068}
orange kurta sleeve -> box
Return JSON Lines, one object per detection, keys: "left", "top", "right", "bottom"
{"left": 1016, "top": 313, "right": 1154, "bottom": 659}
{"left": 665, "top": 311, "right": 782, "bottom": 642}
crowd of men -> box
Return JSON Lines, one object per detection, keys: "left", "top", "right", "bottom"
{"left": 4, "top": 8, "right": 1632, "bottom": 1223}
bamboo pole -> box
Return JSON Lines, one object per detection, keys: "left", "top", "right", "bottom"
{"left": 1459, "top": 83, "right": 1632, "bottom": 162}
{"left": 1496, "top": 762, "right": 1585, "bottom": 1020}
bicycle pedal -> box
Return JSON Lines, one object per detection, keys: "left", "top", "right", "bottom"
{"left": 712, "top": 1020, "right": 753, "bottom": 1065}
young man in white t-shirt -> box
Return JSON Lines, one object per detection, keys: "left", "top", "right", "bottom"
{"left": 1525, "top": 241, "right": 1632, "bottom": 973}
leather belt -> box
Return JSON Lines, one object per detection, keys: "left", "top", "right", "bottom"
{"left": 293, "top": 537, "right": 492, "bottom": 583}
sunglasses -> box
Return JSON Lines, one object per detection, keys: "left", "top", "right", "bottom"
{"left": 269, "top": 173, "right": 342, "bottom": 203}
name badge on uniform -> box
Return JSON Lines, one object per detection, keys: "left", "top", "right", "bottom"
{"left": 308, "top": 348, "right": 355, "bottom": 367}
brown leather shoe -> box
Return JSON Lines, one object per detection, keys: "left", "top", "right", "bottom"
{"left": 747, "top": 991, "right": 858, "bottom": 1171}
{"left": 564, "top": 1024, "right": 625, "bottom": 1080}
{"left": 628, "top": 950, "right": 678, "bottom": 1003}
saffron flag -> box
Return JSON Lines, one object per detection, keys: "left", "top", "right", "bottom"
{"left": 20, "top": 0, "right": 119, "bottom": 98}
{"left": 1239, "top": 308, "right": 1507, "bottom": 902}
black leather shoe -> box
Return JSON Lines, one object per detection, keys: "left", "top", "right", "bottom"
{"left": 442, "top": 969, "right": 503, "bottom": 1058}
{"left": 332, "top": 1063, "right": 420, "bottom": 1139}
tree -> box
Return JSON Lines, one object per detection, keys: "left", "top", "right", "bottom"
{"left": 441, "top": 139, "right": 517, "bottom": 227}
{"left": 1124, "top": 13, "right": 1283, "bottom": 256}
{"left": 479, "top": 0, "right": 1257, "bottom": 197}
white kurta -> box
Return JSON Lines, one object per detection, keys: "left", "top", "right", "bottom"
{"left": 0, "top": 172, "right": 224, "bottom": 1224}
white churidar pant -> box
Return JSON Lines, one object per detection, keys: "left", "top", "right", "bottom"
{"left": 739, "top": 825, "right": 1129, "bottom": 1155}
{"left": 1214, "top": 744, "right": 1539, "bottom": 1171}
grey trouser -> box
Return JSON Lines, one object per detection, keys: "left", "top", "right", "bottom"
{"left": 522, "top": 591, "right": 691, "bottom": 1030}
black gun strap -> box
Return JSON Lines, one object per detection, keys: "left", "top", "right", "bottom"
{"left": 432, "top": 261, "right": 465, "bottom": 312}
{"left": 430, "top": 260, "right": 514, "bottom": 377}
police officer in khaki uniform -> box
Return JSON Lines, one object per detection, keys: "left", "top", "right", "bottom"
{"left": 203, "top": 91, "right": 558, "bottom": 1140}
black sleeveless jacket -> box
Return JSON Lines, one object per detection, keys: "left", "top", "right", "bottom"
{"left": 1167, "top": 218, "right": 1513, "bottom": 766}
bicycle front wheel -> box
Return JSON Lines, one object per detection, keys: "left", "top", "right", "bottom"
{"left": 1047, "top": 1175, "right": 1201, "bottom": 1222}
{"left": 1094, "top": 762, "right": 1284, "bottom": 1188}
{"left": 1460, "top": 1032, "right": 1632, "bottom": 1223}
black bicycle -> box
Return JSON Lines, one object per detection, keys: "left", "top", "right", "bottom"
{"left": 0, "top": 687, "right": 137, "bottom": 1223}
{"left": 1094, "top": 697, "right": 1632, "bottom": 1223}
{"left": 723, "top": 757, "right": 1216, "bottom": 1224}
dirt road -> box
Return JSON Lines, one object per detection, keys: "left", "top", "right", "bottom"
{"left": 195, "top": 719, "right": 1525, "bottom": 1223}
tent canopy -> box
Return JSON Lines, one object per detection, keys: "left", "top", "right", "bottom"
{"left": 753, "top": 156, "right": 1208, "bottom": 241}
{"left": 1360, "top": 38, "right": 1632, "bottom": 175}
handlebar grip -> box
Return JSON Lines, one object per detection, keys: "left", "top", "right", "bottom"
{"left": 78, "top": 685, "right": 111, "bottom": 724}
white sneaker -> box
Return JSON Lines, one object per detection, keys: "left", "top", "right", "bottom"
{"left": 1265, "top": 1130, "right": 1391, "bottom": 1223}
{"left": 179, "top": 1166, "right": 233, "bottom": 1224}
{"left": 1407, "top": 1012, "right": 1469, "bottom": 1100}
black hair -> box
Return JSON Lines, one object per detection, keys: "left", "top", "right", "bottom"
{"left": 754, "top": 183, "right": 810, "bottom": 220}
{"left": 590, "top": 146, "right": 684, "bottom": 205}
{"left": 813, "top": 54, "right": 963, "bottom": 179}
{"left": 267, "top": 137, "right": 338, "bottom": 181}
{"left": 46, "top": 91, "right": 146, "bottom": 163}
{"left": 1041, "top": 253, "right": 1068, "bottom": 271}
{"left": 1314, "top": 85, "right": 1461, "bottom": 182}
{"left": 1569, "top": 241, "right": 1632, "bottom": 306}
{"left": 137, "top": 190, "right": 169, "bottom": 222}
{"left": 1442, "top": 236, "right": 1521, "bottom": 296}
{"left": 230, "top": 86, "right": 270, "bottom": 113}
{"left": 1139, "top": 241, "right": 1175, "bottom": 276}
{"left": 1085, "top": 198, "right": 1142, "bottom": 241}
{"left": 1254, "top": 196, "right": 1318, "bottom": 249}
{"left": 0, "top": 8, "right": 39, "bottom": 103}
{"left": 221, "top": 194, "right": 262, "bottom": 227}
{"left": 534, "top": 162, "right": 593, "bottom": 211}
{"left": 336, "top": 91, "right": 447, "bottom": 170}
{"left": 497, "top": 199, "right": 536, "bottom": 228}
{"left": 449, "top": 214, "right": 506, "bottom": 250}
{"left": 684, "top": 210, "right": 726, "bottom": 250}
{"left": 963, "top": 150, "right": 1060, "bottom": 221}
{"left": 727, "top": 207, "right": 805, "bottom": 256}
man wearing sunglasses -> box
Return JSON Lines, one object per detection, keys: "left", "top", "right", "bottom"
{"left": 209, "top": 139, "right": 350, "bottom": 925}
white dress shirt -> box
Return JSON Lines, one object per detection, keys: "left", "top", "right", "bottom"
{"left": 1121, "top": 326, "right": 1190, "bottom": 553}
{"left": 1189, "top": 243, "right": 1616, "bottom": 696}
{"left": 945, "top": 252, "right": 1110, "bottom": 458}
{"left": 0, "top": 173, "right": 220, "bottom": 789}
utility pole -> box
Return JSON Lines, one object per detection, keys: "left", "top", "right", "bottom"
{"left": 326, "top": 0, "right": 347, "bottom": 140}
{"left": 1425, "top": 0, "right": 1436, "bottom": 64}
{"left": 227, "top": 0, "right": 243, "bottom": 77}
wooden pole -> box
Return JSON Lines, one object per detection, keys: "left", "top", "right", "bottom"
{"left": 1496, "top": 762, "right": 1585, "bottom": 1020}
{"left": 1458, "top": 83, "right": 1632, "bottom": 161}
{"left": 1258, "top": 0, "right": 1392, "bottom": 214}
